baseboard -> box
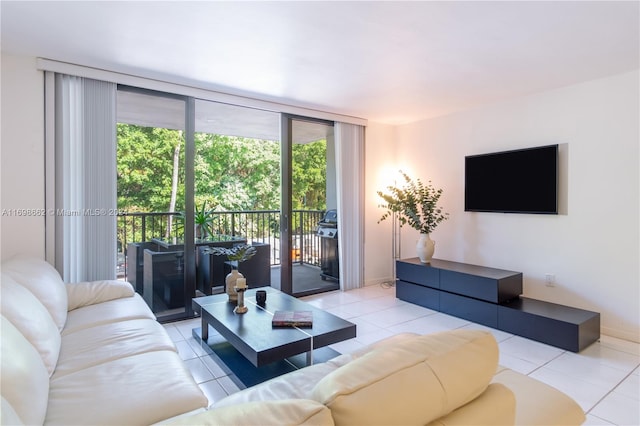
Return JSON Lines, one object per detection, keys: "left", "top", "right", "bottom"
{"left": 601, "top": 326, "right": 640, "bottom": 344}
{"left": 364, "top": 277, "right": 395, "bottom": 287}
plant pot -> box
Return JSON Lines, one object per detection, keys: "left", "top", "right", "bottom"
{"left": 416, "top": 233, "right": 435, "bottom": 263}
{"left": 195, "top": 224, "right": 208, "bottom": 240}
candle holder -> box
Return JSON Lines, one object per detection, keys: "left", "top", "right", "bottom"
{"left": 234, "top": 286, "right": 248, "bottom": 314}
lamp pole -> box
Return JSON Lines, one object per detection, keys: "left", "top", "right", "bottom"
{"left": 389, "top": 208, "right": 401, "bottom": 286}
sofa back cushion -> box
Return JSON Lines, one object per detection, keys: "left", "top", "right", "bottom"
{"left": 162, "top": 399, "right": 334, "bottom": 426}
{"left": 0, "top": 316, "right": 50, "bottom": 425}
{"left": 2, "top": 256, "right": 68, "bottom": 330}
{"left": 0, "top": 275, "right": 61, "bottom": 375}
{"left": 311, "top": 330, "right": 498, "bottom": 426}
{"left": 1, "top": 397, "right": 24, "bottom": 426}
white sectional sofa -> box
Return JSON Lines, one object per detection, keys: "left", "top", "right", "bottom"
{"left": 1, "top": 256, "right": 208, "bottom": 425}
{"left": 1, "top": 256, "right": 586, "bottom": 426}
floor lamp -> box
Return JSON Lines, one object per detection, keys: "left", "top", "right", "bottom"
{"left": 387, "top": 210, "right": 401, "bottom": 287}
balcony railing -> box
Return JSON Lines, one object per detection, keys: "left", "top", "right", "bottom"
{"left": 117, "top": 209, "right": 325, "bottom": 278}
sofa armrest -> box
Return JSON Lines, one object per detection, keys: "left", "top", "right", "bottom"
{"left": 66, "top": 280, "right": 135, "bottom": 311}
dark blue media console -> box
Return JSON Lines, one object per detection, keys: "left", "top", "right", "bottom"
{"left": 396, "top": 258, "right": 600, "bottom": 352}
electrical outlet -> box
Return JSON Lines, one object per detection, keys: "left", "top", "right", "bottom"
{"left": 545, "top": 274, "right": 556, "bottom": 287}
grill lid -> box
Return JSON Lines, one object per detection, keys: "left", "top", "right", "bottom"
{"left": 318, "top": 209, "right": 337, "bottom": 226}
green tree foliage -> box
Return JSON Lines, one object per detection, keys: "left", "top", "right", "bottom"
{"left": 117, "top": 124, "right": 328, "bottom": 214}
{"left": 194, "top": 133, "right": 281, "bottom": 211}
{"left": 117, "top": 124, "right": 184, "bottom": 213}
{"left": 292, "top": 141, "right": 326, "bottom": 210}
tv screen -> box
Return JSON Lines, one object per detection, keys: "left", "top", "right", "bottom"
{"left": 465, "top": 144, "right": 558, "bottom": 214}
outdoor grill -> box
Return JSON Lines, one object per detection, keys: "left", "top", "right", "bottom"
{"left": 317, "top": 209, "right": 339, "bottom": 282}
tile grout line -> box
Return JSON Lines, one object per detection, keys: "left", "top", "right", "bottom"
{"left": 584, "top": 369, "right": 639, "bottom": 415}
{"left": 524, "top": 349, "right": 566, "bottom": 376}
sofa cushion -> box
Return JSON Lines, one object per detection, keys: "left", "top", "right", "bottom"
{"left": 2, "top": 256, "right": 68, "bottom": 330}
{"left": 47, "top": 350, "right": 208, "bottom": 425}
{"left": 66, "top": 280, "right": 135, "bottom": 311}
{"left": 1, "top": 397, "right": 24, "bottom": 426}
{"left": 492, "top": 366, "right": 585, "bottom": 426}
{"left": 426, "top": 383, "right": 516, "bottom": 426}
{"left": 62, "top": 293, "right": 155, "bottom": 335}
{"left": 0, "top": 316, "right": 50, "bottom": 426}
{"left": 54, "top": 318, "right": 177, "bottom": 378}
{"left": 311, "top": 330, "right": 498, "bottom": 426}
{"left": 162, "top": 399, "right": 334, "bottom": 426}
{"left": 0, "top": 275, "right": 61, "bottom": 375}
{"left": 214, "top": 360, "right": 344, "bottom": 408}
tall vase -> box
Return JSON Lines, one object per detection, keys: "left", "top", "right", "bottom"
{"left": 416, "top": 233, "right": 435, "bottom": 264}
{"left": 226, "top": 263, "right": 244, "bottom": 302}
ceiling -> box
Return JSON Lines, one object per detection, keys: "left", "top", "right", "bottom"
{"left": 117, "top": 89, "right": 332, "bottom": 142}
{"left": 1, "top": 1, "right": 638, "bottom": 124}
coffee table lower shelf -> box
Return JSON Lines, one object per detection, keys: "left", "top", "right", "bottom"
{"left": 191, "top": 288, "right": 355, "bottom": 388}
{"left": 192, "top": 327, "right": 341, "bottom": 389}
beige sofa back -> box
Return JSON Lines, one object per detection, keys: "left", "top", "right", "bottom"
{"left": 311, "top": 330, "right": 504, "bottom": 426}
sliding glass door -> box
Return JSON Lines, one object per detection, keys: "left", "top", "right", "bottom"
{"left": 193, "top": 100, "right": 280, "bottom": 296}
{"left": 281, "top": 115, "right": 338, "bottom": 297}
{"left": 116, "top": 87, "right": 192, "bottom": 321}
{"left": 116, "top": 87, "right": 339, "bottom": 320}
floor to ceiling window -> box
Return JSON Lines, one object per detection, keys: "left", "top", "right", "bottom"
{"left": 115, "top": 87, "right": 338, "bottom": 320}
{"left": 193, "top": 100, "right": 281, "bottom": 296}
{"left": 281, "top": 116, "right": 339, "bottom": 297}
{"left": 116, "top": 87, "right": 191, "bottom": 321}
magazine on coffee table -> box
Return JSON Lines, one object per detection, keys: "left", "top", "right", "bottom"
{"left": 271, "top": 310, "right": 313, "bottom": 328}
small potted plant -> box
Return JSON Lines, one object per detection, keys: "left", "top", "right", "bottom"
{"left": 205, "top": 244, "right": 257, "bottom": 301}
{"left": 377, "top": 171, "right": 449, "bottom": 263}
{"left": 175, "top": 203, "right": 216, "bottom": 239}
{"left": 193, "top": 202, "right": 215, "bottom": 239}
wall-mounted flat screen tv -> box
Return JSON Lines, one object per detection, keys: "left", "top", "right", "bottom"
{"left": 465, "top": 144, "right": 558, "bottom": 214}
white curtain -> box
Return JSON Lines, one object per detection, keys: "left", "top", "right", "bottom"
{"left": 51, "top": 74, "right": 117, "bottom": 282}
{"left": 335, "top": 122, "right": 365, "bottom": 291}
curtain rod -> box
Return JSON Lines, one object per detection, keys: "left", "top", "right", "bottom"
{"left": 36, "top": 58, "right": 368, "bottom": 126}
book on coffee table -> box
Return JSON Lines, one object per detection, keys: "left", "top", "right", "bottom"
{"left": 272, "top": 310, "right": 313, "bottom": 328}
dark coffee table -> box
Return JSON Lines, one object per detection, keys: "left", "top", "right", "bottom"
{"left": 192, "top": 287, "right": 356, "bottom": 368}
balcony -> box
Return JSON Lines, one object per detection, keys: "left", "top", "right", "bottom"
{"left": 119, "top": 209, "right": 324, "bottom": 267}
{"left": 118, "top": 209, "right": 337, "bottom": 315}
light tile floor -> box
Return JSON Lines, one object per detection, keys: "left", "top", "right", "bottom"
{"left": 164, "top": 284, "right": 640, "bottom": 425}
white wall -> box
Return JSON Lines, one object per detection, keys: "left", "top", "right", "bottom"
{"left": 363, "top": 121, "right": 397, "bottom": 286}
{"left": 367, "top": 71, "right": 639, "bottom": 342}
{"left": 3, "top": 52, "right": 638, "bottom": 341}
{"left": 1, "top": 53, "right": 46, "bottom": 260}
